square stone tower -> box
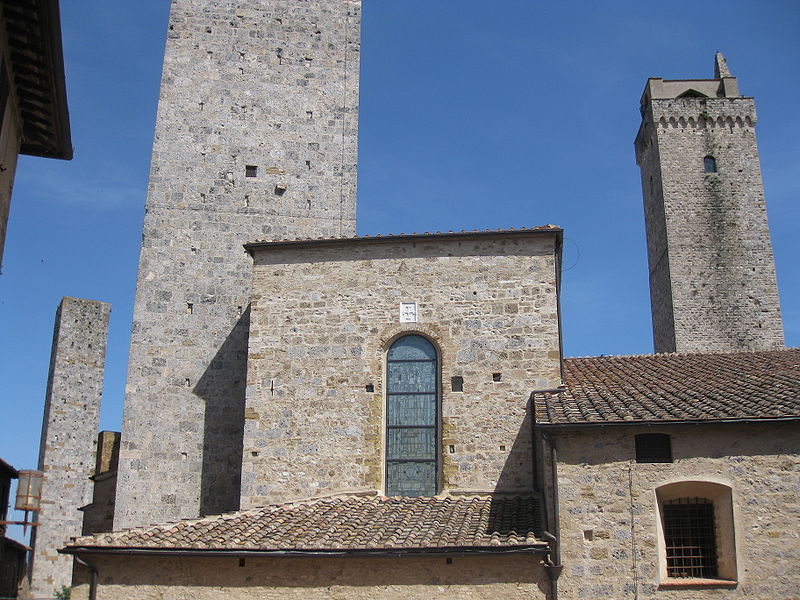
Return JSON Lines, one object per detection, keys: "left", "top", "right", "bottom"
{"left": 31, "top": 298, "right": 110, "bottom": 597}
{"left": 634, "top": 53, "right": 783, "bottom": 354}
{"left": 115, "top": 0, "right": 361, "bottom": 529}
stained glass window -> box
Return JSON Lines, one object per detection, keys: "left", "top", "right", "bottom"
{"left": 386, "top": 335, "right": 438, "bottom": 496}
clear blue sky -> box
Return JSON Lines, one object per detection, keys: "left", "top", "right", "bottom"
{"left": 1, "top": 1, "right": 798, "bottom": 495}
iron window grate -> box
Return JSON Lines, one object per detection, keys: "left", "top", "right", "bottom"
{"left": 664, "top": 497, "right": 718, "bottom": 578}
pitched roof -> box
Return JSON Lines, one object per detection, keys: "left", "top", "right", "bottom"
{"left": 535, "top": 348, "right": 800, "bottom": 426}
{"left": 63, "top": 495, "right": 545, "bottom": 555}
{"left": 244, "top": 225, "right": 561, "bottom": 253}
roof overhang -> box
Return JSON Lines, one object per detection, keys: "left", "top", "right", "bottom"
{"left": 3, "top": 0, "right": 72, "bottom": 159}
{"left": 534, "top": 415, "right": 800, "bottom": 431}
{"left": 61, "top": 544, "right": 550, "bottom": 558}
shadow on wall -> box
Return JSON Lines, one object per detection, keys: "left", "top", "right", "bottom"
{"left": 74, "top": 554, "right": 552, "bottom": 593}
{"left": 491, "top": 398, "right": 543, "bottom": 536}
{"left": 194, "top": 306, "right": 250, "bottom": 516}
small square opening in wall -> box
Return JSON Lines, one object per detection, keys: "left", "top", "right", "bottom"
{"left": 635, "top": 433, "right": 672, "bottom": 463}
{"left": 365, "top": 384, "right": 374, "bottom": 393}
{"left": 245, "top": 165, "right": 258, "bottom": 177}
{"left": 451, "top": 376, "right": 463, "bottom": 392}
{"left": 492, "top": 372, "right": 502, "bottom": 382}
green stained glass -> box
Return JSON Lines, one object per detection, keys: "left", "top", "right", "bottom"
{"left": 386, "top": 335, "right": 438, "bottom": 497}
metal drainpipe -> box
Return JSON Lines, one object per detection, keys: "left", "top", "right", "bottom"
{"left": 74, "top": 556, "right": 98, "bottom": 600}
{"left": 542, "top": 432, "right": 563, "bottom": 600}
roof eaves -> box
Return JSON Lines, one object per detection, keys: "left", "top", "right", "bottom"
{"left": 535, "top": 415, "right": 800, "bottom": 430}
{"left": 244, "top": 226, "right": 562, "bottom": 255}
{"left": 60, "top": 544, "right": 550, "bottom": 558}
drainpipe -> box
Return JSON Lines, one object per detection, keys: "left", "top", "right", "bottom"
{"left": 542, "top": 432, "right": 563, "bottom": 600}
{"left": 531, "top": 391, "right": 564, "bottom": 600}
{"left": 74, "top": 556, "right": 98, "bottom": 600}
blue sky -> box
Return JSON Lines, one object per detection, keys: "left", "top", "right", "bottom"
{"left": 1, "top": 1, "right": 798, "bottom": 512}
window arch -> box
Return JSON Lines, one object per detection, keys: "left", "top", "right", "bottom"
{"left": 386, "top": 334, "right": 439, "bottom": 496}
{"left": 704, "top": 155, "right": 717, "bottom": 173}
{"left": 656, "top": 481, "right": 737, "bottom": 584}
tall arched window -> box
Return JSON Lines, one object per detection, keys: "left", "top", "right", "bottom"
{"left": 386, "top": 334, "right": 438, "bottom": 496}
{"left": 703, "top": 155, "right": 717, "bottom": 173}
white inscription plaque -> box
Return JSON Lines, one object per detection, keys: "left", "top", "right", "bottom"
{"left": 399, "top": 302, "right": 417, "bottom": 323}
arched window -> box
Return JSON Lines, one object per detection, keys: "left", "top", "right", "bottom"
{"left": 386, "top": 334, "right": 438, "bottom": 496}
{"left": 704, "top": 155, "right": 717, "bottom": 173}
{"left": 656, "top": 481, "right": 737, "bottom": 583}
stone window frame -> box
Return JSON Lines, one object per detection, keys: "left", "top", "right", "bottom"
{"left": 382, "top": 330, "right": 443, "bottom": 497}
{"left": 655, "top": 480, "right": 738, "bottom": 589}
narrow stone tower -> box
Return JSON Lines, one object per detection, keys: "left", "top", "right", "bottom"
{"left": 115, "top": 0, "right": 361, "bottom": 528}
{"left": 31, "top": 298, "right": 110, "bottom": 597}
{"left": 634, "top": 53, "right": 783, "bottom": 354}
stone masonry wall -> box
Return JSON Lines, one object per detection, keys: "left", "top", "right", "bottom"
{"left": 544, "top": 422, "right": 800, "bottom": 599}
{"left": 71, "top": 553, "right": 549, "bottom": 600}
{"left": 80, "top": 431, "right": 120, "bottom": 536}
{"left": 31, "top": 298, "right": 110, "bottom": 598}
{"left": 636, "top": 92, "right": 784, "bottom": 353}
{"left": 116, "top": 0, "right": 360, "bottom": 528}
{"left": 242, "top": 231, "right": 562, "bottom": 507}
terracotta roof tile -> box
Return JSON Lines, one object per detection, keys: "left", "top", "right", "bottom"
{"left": 535, "top": 348, "right": 800, "bottom": 425}
{"left": 64, "top": 495, "right": 543, "bottom": 554}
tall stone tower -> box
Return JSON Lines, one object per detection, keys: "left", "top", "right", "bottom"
{"left": 31, "top": 298, "right": 110, "bottom": 597}
{"left": 115, "top": 0, "right": 361, "bottom": 529}
{"left": 635, "top": 53, "right": 783, "bottom": 354}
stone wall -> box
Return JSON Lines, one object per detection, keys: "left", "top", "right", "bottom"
{"left": 542, "top": 422, "right": 800, "bottom": 599}
{"left": 81, "top": 431, "right": 120, "bottom": 536}
{"left": 31, "top": 298, "right": 110, "bottom": 597}
{"left": 635, "top": 73, "right": 784, "bottom": 353}
{"left": 70, "top": 554, "right": 549, "bottom": 600}
{"left": 242, "top": 230, "right": 562, "bottom": 507}
{"left": 116, "top": 0, "right": 361, "bottom": 528}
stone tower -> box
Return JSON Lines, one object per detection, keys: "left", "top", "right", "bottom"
{"left": 31, "top": 298, "right": 110, "bottom": 597}
{"left": 115, "top": 0, "right": 361, "bottom": 528}
{"left": 634, "top": 53, "right": 783, "bottom": 354}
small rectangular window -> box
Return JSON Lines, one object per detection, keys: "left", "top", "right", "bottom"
{"left": 245, "top": 165, "right": 258, "bottom": 177}
{"left": 635, "top": 433, "right": 672, "bottom": 463}
{"left": 451, "top": 376, "right": 463, "bottom": 392}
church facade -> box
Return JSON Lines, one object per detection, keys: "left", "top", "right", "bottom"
{"left": 24, "top": 1, "right": 798, "bottom": 599}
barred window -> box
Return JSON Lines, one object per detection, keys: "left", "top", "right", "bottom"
{"left": 386, "top": 335, "right": 438, "bottom": 497}
{"left": 663, "top": 497, "right": 717, "bottom": 578}
{"left": 656, "top": 481, "right": 737, "bottom": 584}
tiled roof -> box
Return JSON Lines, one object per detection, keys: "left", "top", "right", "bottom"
{"left": 64, "top": 495, "right": 544, "bottom": 554}
{"left": 244, "top": 225, "right": 561, "bottom": 250}
{"left": 535, "top": 349, "right": 800, "bottom": 426}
